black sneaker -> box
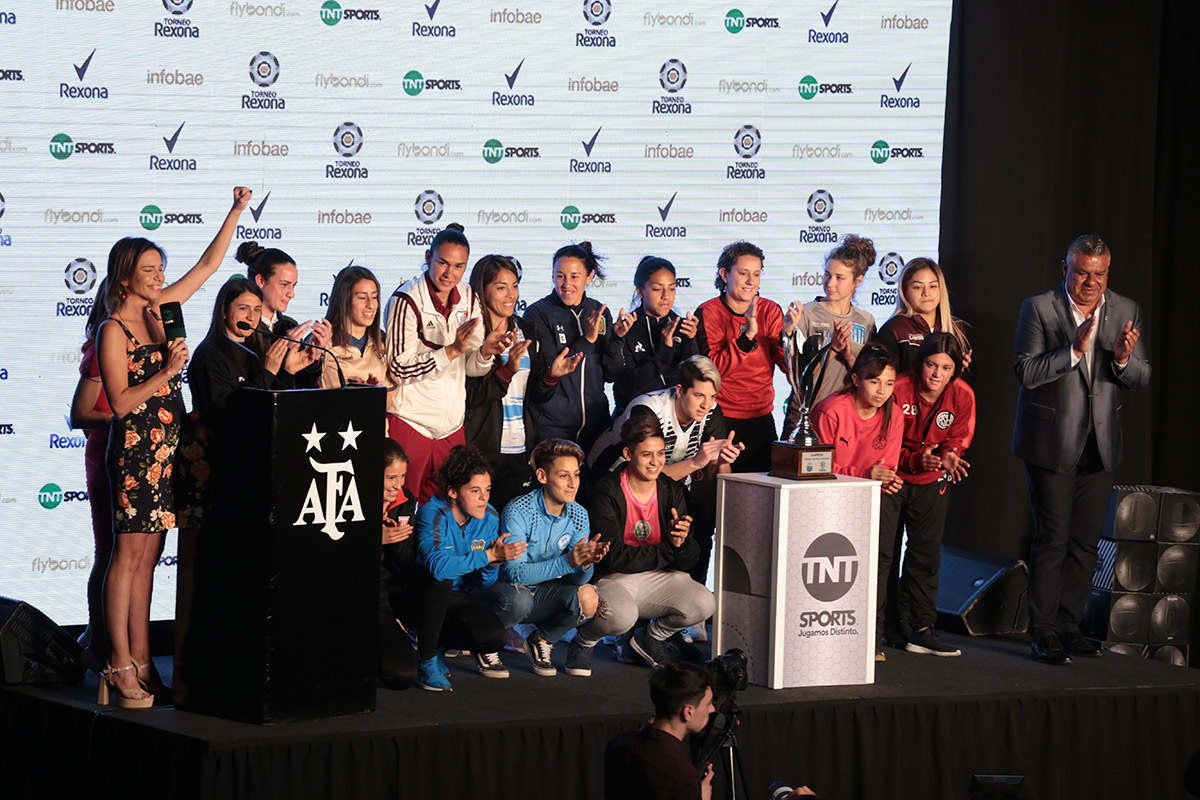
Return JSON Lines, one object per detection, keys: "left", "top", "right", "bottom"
{"left": 565, "top": 639, "right": 594, "bottom": 677}
{"left": 524, "top": 633, "right": 557, "bottom": 677}
{"left": 630, "top": 629, "right": 672, "bottom": 668}
{"left": 666, "top": 631, "right": 704, "bottom": 662}
{"left": 905, "top": 627, "right": 961, "bottom": 657}
{"left": 473, "top": 650, "right": 510, "bottom": 678}
{"left": 613, "top": 630, "right": 641, "bottom": 663}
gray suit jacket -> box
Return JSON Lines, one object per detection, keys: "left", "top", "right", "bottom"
{"left": 1012, "top": 285, "right": 1151, "bottom": 473}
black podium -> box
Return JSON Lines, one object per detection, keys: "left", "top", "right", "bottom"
{"left": 178, "top": 386, "right": 385, "bottom": 723}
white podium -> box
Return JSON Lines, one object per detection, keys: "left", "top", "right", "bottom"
{"left": 713, "top": 472, "right": 880, "bottom": 689}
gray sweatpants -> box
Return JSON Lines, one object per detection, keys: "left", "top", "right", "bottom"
{"left": 576, "top": 569, "right": 715, "bottom": 647}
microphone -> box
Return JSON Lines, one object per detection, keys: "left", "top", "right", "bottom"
{"left": 160, "top": 301, "right": 186, "bottom": 341}
{"left": 236, "top": 321, "right": 346, "bottom": 388}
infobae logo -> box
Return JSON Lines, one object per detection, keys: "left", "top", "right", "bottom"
{"left": 724, "top": 8, "right": 779, "bottom": 32}
{"left": 54, "top": 1, "right": 114, "bottom": 12}
{"left": 570, "top": 126, "right": 612, "bottom": 174}
{"left": 319, "top": 1, "right": 380, "bottom": 24}
{"left": 578, "top": 0, "right": 615, "bottom": 47}
{"left": 882, "top": 63, "right": 921, "bottom": 109}
{"left": 244, "top": 52, "right": 285, "bottom": 110}
{"left": 236, "top": 190, "right": 283, "bottom": 241}
{"left": 797, "top": 75, "right": 852, "bottom": 100}
{"left": 654, "top": 60, "right": 691, "bottom": 115}
{"left": 61, "top": 48, "right": 109, "bottom": 99}
{"left": 810, "top": 0, "right": 849, "bottom": 43}
{"left": 156, "top": 0, "right": 199, "bottom": 37}
{"left": 559, "top": 204, "right": 616, "bottom": 231}
{"left": 728, "top": 125, "right": 765, "bottom": 180}
{"left": 870, "top": 139, "right": 924, "bottom": 164}
{"left": 490, "top": 7, "right": 541, "bottom": 24}
{"left": 482, "top": 138, "right": 539, "bottom": 164}
{"left": 402, "top": 70, "right": 462, "bottom": 96}
{"left": 49, "top": 133, "right": 115, "bottom": 159}
{"left": 646, "top": 192, "right": 686, "bottom": 239}
{"left": 412, "top": 0, "right": 454, "bottom": 36}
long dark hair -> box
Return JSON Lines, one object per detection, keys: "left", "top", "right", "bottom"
{"left": 205, "top": 277, "right": 265, "bottom": 361}
{"left": 844, "top": 344, "right": 898, "bottom": 435}
{"left": 83, "top": 278, "right": 109, "bottom": 345}
{"left": 632, "top": 255, "right": 676, "bottom": 311}
{"left": 326, "top": 265, "right": 383, "bottom": 352}
{"left": 912, "top": 331, "right": 965, "bottom": 382}
{"left": 105, "top": 237, "right": 165, "bottom": 314}
{"left": 553, "top": 241, "right": 606, "bottom": 280}
{"left": 469, "top": 254, "right": 523, "bottom": 375}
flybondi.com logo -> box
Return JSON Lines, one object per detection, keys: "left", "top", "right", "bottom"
{"left": 319, "top": 0, "right": 379, "bottom": 24}
{"left": 798, "top": 75, "right": 852, "bottom": 99}
{"left": 482, "top": 138, "right": 539, "bottom": 164}
{"left": 139, "top": 204, "right": 202, "bottom": 231}
{"left": 870, "top": 139, "right": 924, "bottom": 164}
{"left": 49, "top": 133, "right": 114, "bottom": 159}
{"left": 724, "top": 8, "right": 778, "bottom": 32}
{"left": 559, "top": 204, "right": 616, "bottom": 230}
{"left": 402, "top": 70, "right": 462, "bottom": 96}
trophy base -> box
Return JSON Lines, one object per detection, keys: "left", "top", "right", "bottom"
{"left": 768, "top": 440, "right": 836, "bottom": 481}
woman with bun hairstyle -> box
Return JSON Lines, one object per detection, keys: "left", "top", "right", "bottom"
{"left": 234, "top": 241, "right": 330, "bottom": 390}
{"left": 694, "top": 241, "right": 787, "bottom": 473}
{"left": 323, "top": 265, "right": 392, "bottom": 391}
{"left": 874, "top": 257, "right": 973, "bottom": 375}
{"left": 878, "top": 332, "right": 975, "bottom": 658}
{"left": 782, "top": 234, "right": 880, "bottom": 438}
{"left": 465, "top": 254, "right": 582, "bottom": 510}
{"left": 95, "top": 187, "right": 251, "bottom": 708}
{"left": 524, "top": 241, "right": 625, "bottom": 454}
{"left": 384, "top": 223, "right": 507, "bottom": 504}
{"left": 609, "top": 255, "right": 700, "bottom": 417}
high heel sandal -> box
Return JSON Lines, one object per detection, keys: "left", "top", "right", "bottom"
{"left": 134, "top": 660, "right": 173, "bottom": 705}
{"left": 98, "top": 663, "right": 154, "bottom": 709}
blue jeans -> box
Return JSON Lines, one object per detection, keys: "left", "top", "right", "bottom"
{"left": 474, "top": 579, "right": 589, "bottom": 644}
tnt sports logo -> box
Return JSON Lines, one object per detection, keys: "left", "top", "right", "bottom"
{"left": 38, "top": 483, "right": 87, "bottom": 510}
{"left": 878, "top": 252, "right": 903, "bottom": 285}
{"left": 403, "top": 71, "right": 424, "bottom": 96}
{"left": 321, "top": 2, "right": 380, "bottom": 25}
{"left": 724, "top": 8, "right": 744, "bottom": 32}
{"left": 415, "top": 190, "right": 443, "bottom": 224}
{"left": 734, "top": 125, "right": 761, "bottom": 158}
{"left": 560, "top": 205, "right": 581, "bottom": 230}
{"left": 871, "top": 140, "right": 890, "bottom": 164}
{"left": 936, "top": 411, "right": 955, "bottom": 430}
{"left": 483, "top": 139, "right": 504, "bottom": 164}
{"left": 49, "top": 133, "right": 74, "bottom": 160}
{"left": 798, "top": 75, "right": 818, "bottom": 99}
{"left": 163, "top": 0, "right": 192, "bottom": 13}
{"left": 806, "top": 189, "right": 833, "bottom": 223}
{"left": 333, "top": 122, "right": 362, "bottom": 156}
{"left": 659, "top": 60, "right": 686, "bottom": 93}
{"left": 140, "top": 204, "right": 164, "bottom": 231}
{"left": 65, "top": 258, "right": 97, "bottom": 294}
{"left": 800, "top": 532, "right": 858, "bottom": 602}
{"left": 250, "top": 52, "right": 280, "bottom": 87}
{"left": 583, "top": 0, "right": 611, "bottom": 25}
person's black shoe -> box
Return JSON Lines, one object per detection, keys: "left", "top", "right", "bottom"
{"left": 1059, "top": 630, "right": 1102, "bottom": 657}
{"left": 1031, "top": 632, "right": 1070, "bottom": 665}
{"left": 666, "top": 631, "right": 704, "bottom": 662}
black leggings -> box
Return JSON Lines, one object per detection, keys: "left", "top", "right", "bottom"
{"left": 378, "top": 566, "right": 417, "bottom": 689}
{"left": 397, "top": 575, "right": 507, "bottom": 663}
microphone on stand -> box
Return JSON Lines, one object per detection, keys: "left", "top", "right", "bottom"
{"left": 236, "top": 321, "right": 346, "bottom": 388}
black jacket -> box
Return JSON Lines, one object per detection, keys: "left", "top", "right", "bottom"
{"left": 610, "top": 308, "right": 700, "bottom": 416}
{"left": 464, "top": 317, "right": 559, "bottom": 456}
{"left": 259, "top": 313, "right": 321, "bottom": 389}
{"left": 590, "top": 466, "right": 697, "bottom": 576}
{"left": 188, "top": 333, "right": 293, "bottom": 412}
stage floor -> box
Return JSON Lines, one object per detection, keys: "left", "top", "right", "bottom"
{"left": 3, "top": 631, "right": 1200, "bottom": 800}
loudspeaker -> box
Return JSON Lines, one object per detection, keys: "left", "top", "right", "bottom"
{"left": 0, "top": 596, "right": 85, "bottom": 685}
{"left": 1084, "top": 590, "right": 1191, "bottom": 644}
{"left": 935, "top": 546, "right": 1029, "bottom": 635}
{"left": 1093, "top": 539, "right": 1198, "bottom": 594}
{"left": 1147, "top": 644, "right": 1190, "bottom": 667}
{"left": 1158, "top": 488, "right": 1200, "bottom": 544}
{"left": 1104, "top": 486, "right": 1161, "bottom": 541}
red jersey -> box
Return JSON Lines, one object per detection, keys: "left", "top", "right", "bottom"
{"left": 812, "top": 391, "right": 903, "bottom": 478}
{"left": 891, "top": 373, "right": 976, "bottom": 484}
{"left": 694, "top": 295, "right": 787, "bottom": 419}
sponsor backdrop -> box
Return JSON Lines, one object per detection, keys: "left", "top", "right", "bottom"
{"left": 0, "top": 1, "right": 951, "bottom": 625}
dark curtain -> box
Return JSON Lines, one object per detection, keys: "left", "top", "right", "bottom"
{"left": 939, "top": 0, "right": 1200, "bottom": 559}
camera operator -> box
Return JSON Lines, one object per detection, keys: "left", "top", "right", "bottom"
{"left": 605, "top": 661, "right": 717, "bottom": 800}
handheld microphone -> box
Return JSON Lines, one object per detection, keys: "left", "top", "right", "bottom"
{"left": 160, "top": 301, "right": 186, "bottom": 340}
{"left": 236, "top": 321, "right": 346, "bottom": 388}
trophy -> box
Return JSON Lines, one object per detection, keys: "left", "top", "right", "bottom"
{"left": 769, "top": 332, "right": 836, "bottom": 480}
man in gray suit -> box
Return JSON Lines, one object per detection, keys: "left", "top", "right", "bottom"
{"left": 1013, "top": 234, "right": 1151, "bottom": 664}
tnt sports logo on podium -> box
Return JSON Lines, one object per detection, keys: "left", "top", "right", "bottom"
{"left": 294, "top": 422, "right": 365, "bottom": 540}
{"left": 800, "top": 532, "right": 859, "bottom": 602}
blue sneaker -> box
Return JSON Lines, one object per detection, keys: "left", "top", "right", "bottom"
{"left": 418, "top": 658, "right": 453, "bottom": 692}
{"left": 437, "top": 650, "right": 450, "bottom": 678}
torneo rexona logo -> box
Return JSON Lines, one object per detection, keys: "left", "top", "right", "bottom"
{"left": 39, "top": 483, "right": 64, "bottom": 510}
{"left": 560, "top": 205, "right": 582, "bottom": 230}
{"left": 249, "top": 52, "right": 280, "bottom": 87}
{"left": 320, "top": 0, "right": 343, "bottom": 25}
{"left": 65, "top": 258, "right": 97, "bottom": 294}
{"left": 725, "top": 8, "right": 745, "bottom": 33}
{"left": 163, "top": 0, "right": 193, "bottom": 13}
{"left": 403, "top": 70, "right": 424, "bottom": 96}
{"left": 806, "top": 189, "right": 833, "bottom": 223}
{"left": 659, "top": 59, "right": 687, "bottom": 93}
{"left": 140, "top": 204, "right": 164, "bottom": 231}
{"left": 734, "top": 125, "right": 761, "bottom": 158}
{"left": 871, "top": 139, "right": 890, "bottom": 164}
{"left": 415, "top": 190, "right": 443, "bottom": 224}
{"left": 798, "top": 75, "right": 818, "bottom": 100}
{"left": 800, "top": 532, "right": 859, "bottom": 602}
{"left": 878, "top": 252, "right": 903, "bottom": 285}
{"left": 50, "top": 133, "right": 75, "bottom": 160}
{"left": 482, "top": 138, "right": 504, "bottom": 164}
{"left": 334, "top": 122, "right": 363, "bottom": 157}
{"left": 583, "top": 0, "right": 611, "bottom": 25}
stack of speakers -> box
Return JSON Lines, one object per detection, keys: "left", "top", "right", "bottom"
{"left": 1083, "top": 486, "right": 1200, "bottom": 666}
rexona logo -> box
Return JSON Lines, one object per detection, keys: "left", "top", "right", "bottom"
{"left": 402, "top": 70, "right": 462, "bottom": 96}
{"left": 647, "top": 192, "right": 685, "bottom": 239}
{"left": 810, "top": 0, "right": 849, "bottom": 43}
{"left": 654, "top": 60, "right": 691, "bottom": 115}
{"left": 139, "top": 204, "right": 203, "bottom": 231}
{"left": 49, "top": 133, "right": 115, "bottom": 159}
{"left": 62, "top": 48, "right": 109, "bottom": 99}
{"left": 293, "top": 422, "right": 366, "bottom": 540}
{"left": 578, "top": 0, "right": 615, "bottom": 47}
{"left": 802, "top": 189, "right": 837, "bottom": 244}
{"left": 482, "top": 138, "right": 539, "bottom": 164}
{"left": 728, "top": 125, "right": 765, "bottom": 180}
{"left": 724, "top": 8, "right": 779, "bottom": 32}
{"left": 327, "top": 122, "right": 367, "bottom": 179}
{"left": 244, "top": 52, "right": 285, "bottom": 110}
{"left": 870, "top": 139, "right": 924, "bottom": 164}
{"left": 800, "top": 532, "right": 858, "bottom": 602}
{"left": 319, "top": 0, "right": 380, "bottom": 24}
{"left": 883, "top": 62, "right": 921, "bottom": 108}
{"left": 156, "top": 0, "right": 199, "bottom": 37}
{"left": 798, "top": 75, "right": 852, "bottom": 100}
{"left": 151, "top": 121, "right": 196, "bottom": 171}
{"left": 494, "top": 58, "right": 534, "bottom": 106}
{"left": 413, "top": 0, "right": 454, "bottom": 36}
{"left": 560, "top": 205, "right": 616, "bottom": 231}
{"left": 571, "top": 126, "right": 612, "bottom": 173}
{"left": 236, "top": 190, "right": 283, "bottom": 240}
{"left": 872, "top": 252, "right": 904, "bottom": 306}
